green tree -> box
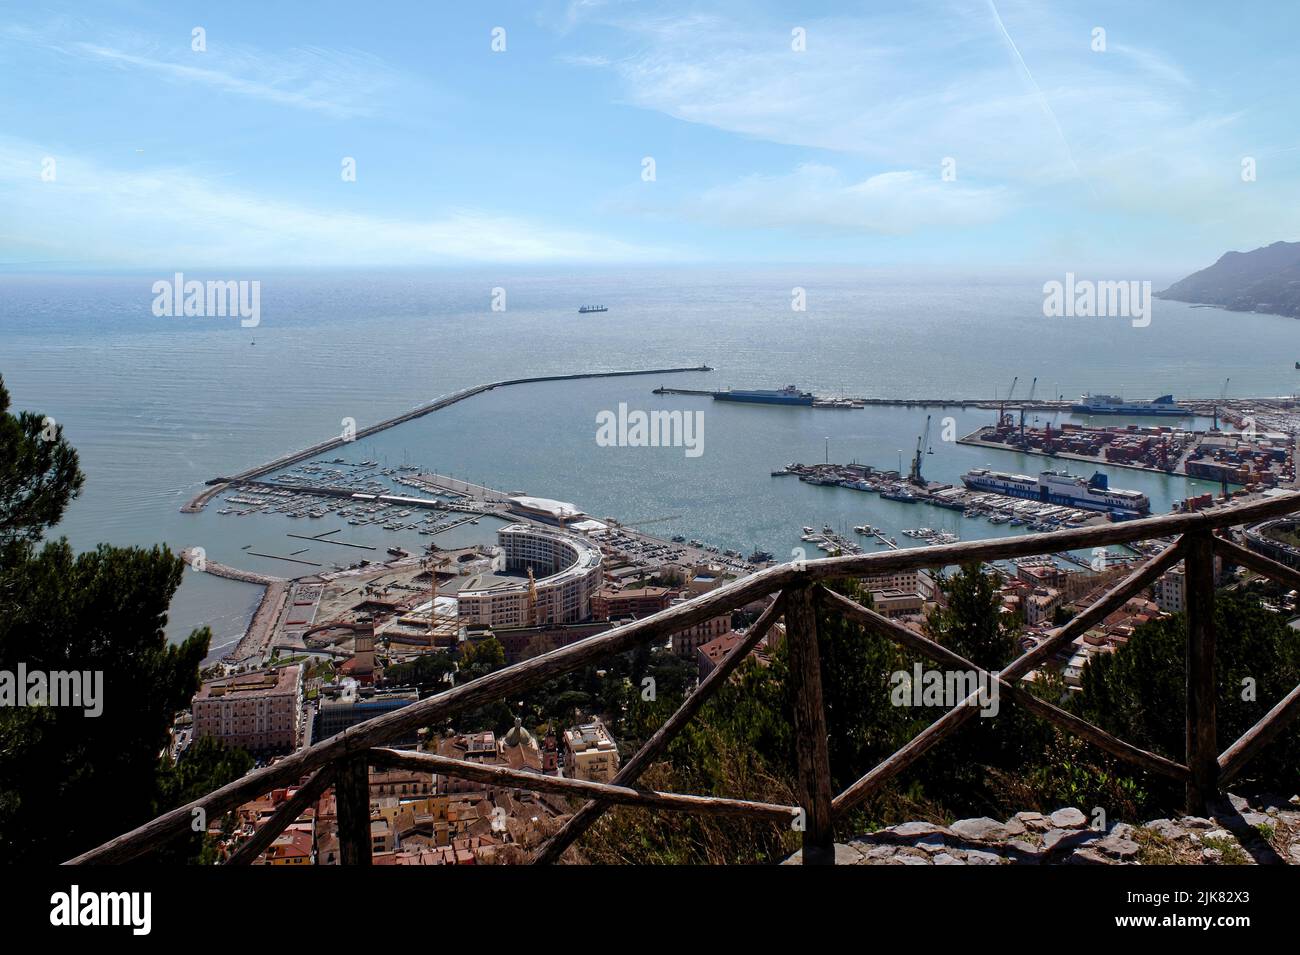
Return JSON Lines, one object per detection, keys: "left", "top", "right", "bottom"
{"left": 0, "top": 376, "right": 211, "bottom": 863}
{"left": 0, "top": 376, "right": 84, "bottom": 550}
{"left": 154, "top": 735, "right": 253, "bottom": 864}
{"left": 459, "top": 636, "right": 505, "bottom": 679}
{"left": 1076, "top": 590, "right": 1300, "bottom": 801}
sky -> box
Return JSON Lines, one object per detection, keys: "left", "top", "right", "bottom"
{"left": 1, "top": 0, "right": 1297, "bottom": 272}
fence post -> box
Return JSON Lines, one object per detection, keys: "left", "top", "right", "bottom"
{"left": 336, "top": 755, "right": 373, "bottom": 865}
{"left": 785, "top": 584, "right": 835, "bottom": 864}
{"left": 1184, "top": 529, "right": 1219, "bottom": 814}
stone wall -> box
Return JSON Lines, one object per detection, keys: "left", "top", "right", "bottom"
{"left": 784, "top": 793, "right": 1300, "bottom": 865}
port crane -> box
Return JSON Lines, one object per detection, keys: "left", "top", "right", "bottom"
{"left": 998, "top": 376, "right": 1018, "bottom": 428}
{"left": 909, "top": 414, "right": 932, "bottom": 486}
{"left": 1213, "top": 377, "right": 1230, "bottom": 431}
{"left": 1017, "top": 377, "right": 1038, "bottom": 446}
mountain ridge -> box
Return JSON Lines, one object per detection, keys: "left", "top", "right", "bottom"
{"left": 1157, "top": 240, "right": 1300, "bottom": 318}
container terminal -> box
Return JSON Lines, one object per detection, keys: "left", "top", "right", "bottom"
{"left": 959, "top": 419, "right": 1293, "bottom": 491}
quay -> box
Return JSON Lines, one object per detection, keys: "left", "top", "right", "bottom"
{"left": 774, "top": 462, "right": 1114, "bottom": 530}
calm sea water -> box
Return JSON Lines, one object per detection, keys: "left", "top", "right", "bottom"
{"left": 2, "top": 268, "right": 1292, "bottom": 655}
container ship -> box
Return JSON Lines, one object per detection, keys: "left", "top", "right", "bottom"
{"left": 578, "top": 305, "right": 608, "bottom": 313}
{"left": 961, "top": 467, "right": 1150, "bottom": 516}
{"left": 1071, "top": 393, "right": 1191, "bottom": 416}
{"left": 712, "top": 384, "right": 815, "bottom": 406}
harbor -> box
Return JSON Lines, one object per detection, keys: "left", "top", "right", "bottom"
{"left": 773, "top": 460, "right": 1114, "bottom": 531}
{"left": 170, "top": 363, "right": 1300, "bottom": 664}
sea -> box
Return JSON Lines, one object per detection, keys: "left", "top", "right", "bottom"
{"left": 3, "top": 267, "right": 1294, "bottom": 658}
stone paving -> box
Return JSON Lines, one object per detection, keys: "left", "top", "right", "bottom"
{"left": 784, "top": 793, "right": 1300, "bottom": 865}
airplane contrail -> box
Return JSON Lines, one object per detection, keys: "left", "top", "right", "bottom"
{"left": 986, "top": 0, "right": 1094, "bottom": 195}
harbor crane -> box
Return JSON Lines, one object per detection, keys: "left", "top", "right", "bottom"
{"left": 1213, "top": 377, "right": 1230, "bottom": 431}
{"left": 909, "top": 414, "right": 932, "bottom": 486}
{"left": 998, "top": 376, "right": 1019, "bottom": 428}
{"left": 1018, "top": 377, "right": 1038, "bottom": 446}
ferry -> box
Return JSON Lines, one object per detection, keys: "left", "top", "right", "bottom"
{"left": 713, "top": 384, "right": 815, "bottom": 406}
{"left": 961, "top": 467, "right": 1150, "bottom": 516}
{"left": 1071, "top": 393, "right": 1191, "bottom": 417}
{"left": 578, "top": 305, "right": 609, "bottom": 313}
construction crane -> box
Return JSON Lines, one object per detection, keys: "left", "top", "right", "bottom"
{"left": 1018, "top": 377, "right": 1038, "bottom": 446}
{"left": 424, "top": 550, "right": 451, "bottom": 648}
{"left": 909, "top": 414, "right": 932, "bottom": 486}
{"left": 1213, "top": 377, "right": 1230, "bottom": 431}
{"left": 527, "top": 566, "right": 539, "bottom": 627}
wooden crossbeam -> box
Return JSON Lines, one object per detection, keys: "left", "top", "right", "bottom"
{"left": 821, "top": 588, "right": 1189, "bottom": 783}
{"left": 225, "top": 764, "right": 337, "bottom": 866}
{"left": 367, "top": 749, "right": 799, "bottom": 823}
{"left": 531, "top": 592, "right": 788, "bottom": 864}
{"left": 1218, "top": 681, "right": 1300, "bottom": 784}
{"left": 830, "top": 541, "right": 1186, "bottom": 816}
{"left": 1214, "top": 535, "right": 1300, "bottom": 592}
{"left": 68, "top": 492, "right": 1300, "bottom": 866}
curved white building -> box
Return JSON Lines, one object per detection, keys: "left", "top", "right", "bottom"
{"left": 457, "top": 524, "right": 603, "bottom": 627}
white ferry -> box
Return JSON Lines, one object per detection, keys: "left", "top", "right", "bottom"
{"left": 961, "top": 468, "right": 1150, "bottom": 516}
{"left": 1071, "top": 393, "right": 1191, "bottom": 416}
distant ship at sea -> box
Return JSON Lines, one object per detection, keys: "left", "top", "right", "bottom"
{"left": 712, "top": 384, "right": 815, "bottom": 406}
{"left": 1071, "top": 393, "right": 1191, "bottom": 416}
{"left": 578, "top": 305, "right": 608, "bottom": 313}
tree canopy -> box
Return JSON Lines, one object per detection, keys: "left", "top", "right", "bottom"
{"left": 0, "top": 374, "right": 220, "bottom": 863}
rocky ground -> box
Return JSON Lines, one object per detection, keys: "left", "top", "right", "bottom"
{"left": 784, "top": 793, "right": 1300, "bottom": 865}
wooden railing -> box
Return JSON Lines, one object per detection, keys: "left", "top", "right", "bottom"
{"left": 66, "top": 492, "right": 1300, "bottom": 866}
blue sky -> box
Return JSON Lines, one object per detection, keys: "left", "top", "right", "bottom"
{"left": 1, "top": 0, "right": 1297, "bottom": 271}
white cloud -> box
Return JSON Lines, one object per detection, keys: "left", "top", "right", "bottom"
{"left": 0, "top": 141, "right": 667, "bottom": 266}
{"left": 590, "top": 3, "right": 1244, "bottom": 196}
{"left": 690, "top": 163, "right": 1008, "bottom": 234}
{"left": 6, "top": 23, "right": 409, "bottom": 118}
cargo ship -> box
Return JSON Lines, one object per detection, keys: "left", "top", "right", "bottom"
{"left": 578, "top": 305, "right": 608, "bottom": 313}
{"left": 713, "top": 384, "right": 815, "bottom": 406}
{"left": 961, "top": 467, "right": 1150, "bottom": 516}
{"left": 1071, "top": 393, "right": 1191, "bottom": 416}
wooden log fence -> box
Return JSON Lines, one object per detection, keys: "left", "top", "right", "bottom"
{"left": 64, "top": 492, "right": 1300, "bottom": 865}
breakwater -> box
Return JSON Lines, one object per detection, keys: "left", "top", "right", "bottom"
{"left": 185, "top": 365, "right": 711, "bottom": 511}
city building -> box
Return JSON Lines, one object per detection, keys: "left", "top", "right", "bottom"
{"left": 457, "top": 524, "right": 603, "bottom": 628}
{"left": 868, "top": 589, "right": 927, "bottom": 620}
{"left": 670, "top": 605, "right": 733, "bottom": 658}
{"left": 192, "top": 665, "right": 303, "bottom": 756}
{"left": 592, "top": 585, "right": 676, "bottom": 620}
{"left": 563, "top": 720, "right": 620, "bottom": 782}
{"left": 861, "top": 568, "right": 938, "bottom": 599}
{"left": 1024, "top": 588, "right": 1062, "bottom": 627}
{"left": 696, "top": 630, "right": 771, "bottom": 680}
{"left": 315, "top": 688, "right": 420, "bottom": 746}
